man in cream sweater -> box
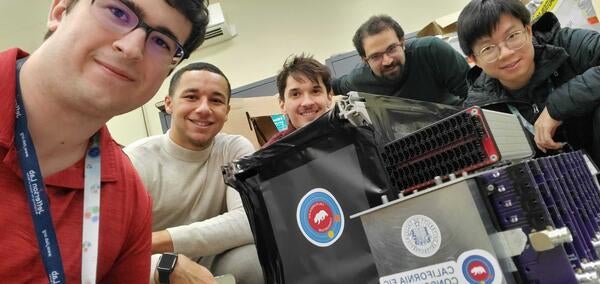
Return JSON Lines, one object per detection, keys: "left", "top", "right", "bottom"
{"left": 125, "top": 62, "right": 262, "bottom": 284}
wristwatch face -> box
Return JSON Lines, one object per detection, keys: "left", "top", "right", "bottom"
{"left": 158, "top": 253, "right": 178, "bottom": 271}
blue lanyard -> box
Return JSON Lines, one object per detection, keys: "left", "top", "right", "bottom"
{"left": 14, "top": 61, "right": 102, "bottom": 283}
{"left": 14, "top": 85, "right": 67, "bottom": 283}
{"left": 507, "top": 78, "right": 555, "bottom": 136}
{"left": 507, "top": 104, "right": 535, "bottom": 135}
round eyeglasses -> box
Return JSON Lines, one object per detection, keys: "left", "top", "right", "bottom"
{"left": 475, "top": 29, "right": 528, "bottom": 63}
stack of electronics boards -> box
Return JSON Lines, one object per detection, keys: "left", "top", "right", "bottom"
{"left": 476, "top": 151, "right": 600, "bottom": 283}
{"left": 226, "top": 92, "right": 600, "bottom": 283}
{"left": 354, "top": 151, "right": 600, "bottom": 284}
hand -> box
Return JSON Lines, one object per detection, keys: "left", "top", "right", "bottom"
{"left": 534, "top": 107, "right": 564, "bottom": 152}
{"left": 152, "top": 230, "right": 174, "bottom": 254}
{"left": 154, "top": 254, "right": 216, "bottom": 284}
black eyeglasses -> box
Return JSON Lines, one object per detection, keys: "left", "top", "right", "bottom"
{"left": 91, "top": 0, "right": 186, "bottom": 66}
{"left": 365, "top": 42, "right": 404, "bottom": 65}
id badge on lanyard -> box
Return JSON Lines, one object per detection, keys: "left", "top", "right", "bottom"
{"left": 14, "top": 59, "right": 101, "bottom": 284}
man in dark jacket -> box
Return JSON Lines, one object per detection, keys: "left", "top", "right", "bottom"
{"left": 457, "top": 0, "right": 600, "bottom": 164}
{"left": 332, "top": 15, "right": 469, "bottom": 105}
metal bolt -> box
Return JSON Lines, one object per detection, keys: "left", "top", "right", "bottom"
{"left": 497, "top": 185, "right": 506, "bottom": 192}
{"left": 381, "top": 195, "right": 389, "bottom": 204}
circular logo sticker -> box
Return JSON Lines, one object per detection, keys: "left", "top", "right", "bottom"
{"left": 458, "top": 249, "right": 502, "bottom": 284}
{"left": 401, "top": 215, "right": 442, "bottom": 258}
{"left": 296, "top": 188, "right": 344, "bottom": 247}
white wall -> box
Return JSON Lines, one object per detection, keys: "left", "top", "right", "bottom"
{"left": 0, "top": 0, "right": 470, "bottom": 145}
{"left": 140, "top": 0, "right": 472, "bottom": 142}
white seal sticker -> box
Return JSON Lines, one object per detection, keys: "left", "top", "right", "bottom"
{"left": 401, "top": 214, "right": 442, "bottom": 258}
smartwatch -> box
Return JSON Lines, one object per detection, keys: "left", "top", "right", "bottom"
{"left": 157, "top": 252, "right": 178, "bottom": 284}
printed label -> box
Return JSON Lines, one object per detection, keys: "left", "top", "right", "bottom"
{"left": 296, "top": 188, "right": 344, "bottom": 247}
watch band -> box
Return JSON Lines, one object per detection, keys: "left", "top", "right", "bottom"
{"left": 157, "top": 253, "right": 178, "bottom": 284}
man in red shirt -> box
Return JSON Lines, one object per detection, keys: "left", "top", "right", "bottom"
{"left": 263, "top": 55, "right": 334, "bottom": 148}
{"left": 0, "top": 0, "right": 213, "bottom": 282}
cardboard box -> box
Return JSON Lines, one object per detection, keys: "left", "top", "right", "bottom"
{"left": 247, "top": 115, "right": 285, "bottom": 146}
{"left": 222, "top": 95, "right": 283, "bottom": 149}
{"left": 417, "top": 11, "right": 460, "bottom": 37}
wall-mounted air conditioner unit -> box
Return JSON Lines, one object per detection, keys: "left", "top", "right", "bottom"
{"left": 203, "top": 3, "right": 237, "bottom": 47}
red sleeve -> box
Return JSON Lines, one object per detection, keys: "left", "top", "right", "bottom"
{"left": 261, "top": 128, "right": 296, "bottom": 149}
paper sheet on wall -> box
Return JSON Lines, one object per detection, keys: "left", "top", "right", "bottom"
{"left": 529, "top": 0, "right": 600, "bottom": 31}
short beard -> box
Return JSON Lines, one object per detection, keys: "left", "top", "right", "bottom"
{"left": 381, "top": 63, "right": 404, "bottom": 81}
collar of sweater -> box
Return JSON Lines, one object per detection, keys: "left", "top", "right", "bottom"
{"left": 162, "top": 132, "right": 215, "bottom": 162}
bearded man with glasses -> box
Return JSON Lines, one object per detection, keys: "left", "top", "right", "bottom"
{"left": 458, "top": 0, "right": 600, "bottom": 165}
{"left": 0, "top": 0, "right": 214, "bottom": 283}
{"left": 332, "top": 15, "right": 470, "bottom": 106}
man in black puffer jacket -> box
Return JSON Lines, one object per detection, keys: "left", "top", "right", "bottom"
{"left": 457, "top": 0, "right": 600, "bottom": 165}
